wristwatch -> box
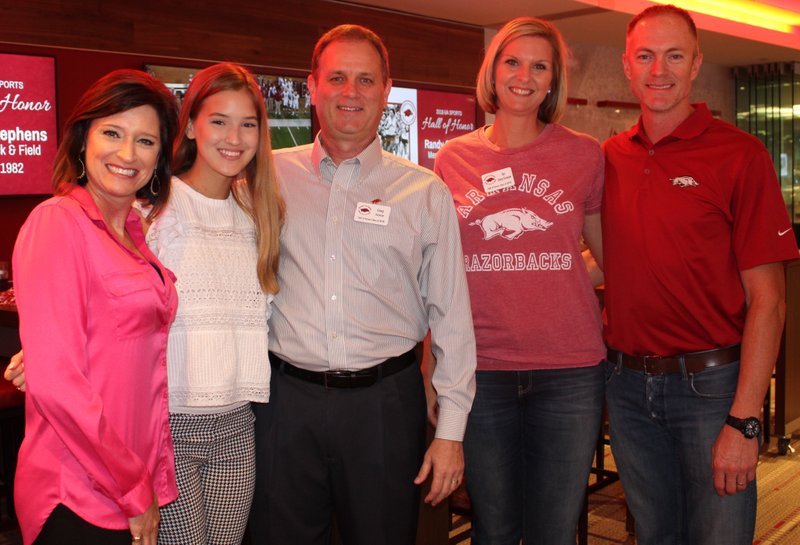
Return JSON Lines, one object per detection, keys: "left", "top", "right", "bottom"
{"left": 726, "top": 415, "right": 761, "bottom": 439}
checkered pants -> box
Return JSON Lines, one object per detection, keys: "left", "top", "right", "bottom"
{"left": 158, "top": 404, "right": 256, "bottom": 545}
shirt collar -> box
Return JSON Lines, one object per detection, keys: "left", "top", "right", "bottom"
{"left": 67, "top": 184, "right": 104, "bottom": 221}
{"left": 67, "top": 184, "right": 144, "bottom": 233}
{"left": 630, "top": 103, "right": 713, "bottom": 146}
{"left": 311, "top": 133, "right": 383, "bottom": 183}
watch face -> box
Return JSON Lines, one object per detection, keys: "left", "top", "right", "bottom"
{"left": 743, "top": 418, "right": 761, "bottom": 439}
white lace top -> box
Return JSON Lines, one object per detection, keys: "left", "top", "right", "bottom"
{"left": 147, "top": 177, "right": 271, "bottom": 412}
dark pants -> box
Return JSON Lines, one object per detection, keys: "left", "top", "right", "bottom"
{"left": 464, "top": 364, "right": 605, "bottom": 545}
{"left": 605, "top": 359, "right": 756, "bottom": 545}
{"left": 250, "top": 361, "right": 427, "bottom": 545}
{"left": 33, "top": 504, "right": 131, "bottom": 545}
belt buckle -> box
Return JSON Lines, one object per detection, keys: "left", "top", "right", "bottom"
{"left": 641, "top": 355, "right": 662, "bottom": 375}
{"left": 323, "top": 370, "right": 350, "bottom": 388}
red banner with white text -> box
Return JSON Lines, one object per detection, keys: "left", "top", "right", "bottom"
{"left": 0, "top": 53, "right": 57, "bottom": 195}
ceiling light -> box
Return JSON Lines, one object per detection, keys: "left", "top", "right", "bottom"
{"left": 651, "top": 0, "right": 800, "bottom": 33}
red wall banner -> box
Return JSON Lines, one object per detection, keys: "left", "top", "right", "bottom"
{"left": 416, "top": 89, "right": 476, "bottom": 170}
{"left": 0, "top": 53, "right": 57, "bottom": 195}
{"left": 382, "top": 86, "right": 476, "bottom": 170}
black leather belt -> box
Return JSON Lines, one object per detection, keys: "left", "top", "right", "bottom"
{"left": 269, "top": 349, "right": 417, "bottom": 388}
{"left": 607, "top": 344, "right": 741, "bottom": 375}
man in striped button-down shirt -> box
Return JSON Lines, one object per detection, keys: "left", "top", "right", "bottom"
{"left": 249, "top": 24, "right": 477, "bottom": 545}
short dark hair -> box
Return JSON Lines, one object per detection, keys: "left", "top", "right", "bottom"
{"left": 627, "top": 4, "right": 698, "bottom": 43}
{"left": 53, "top": 69, "right": 178, "bottom": 211}
{"left": 311, "top": 24, "right": 390, "bottom": 85}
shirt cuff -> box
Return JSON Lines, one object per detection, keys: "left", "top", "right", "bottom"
{"left": 434, "top": 408, "right": 468, "bottom": 442}
{"left": 117, "top": 473, "right": 154, "bottom": 518}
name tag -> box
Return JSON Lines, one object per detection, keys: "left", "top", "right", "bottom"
{"left": 354, "top": 202, "right": 391, "bottom": 226}
{"left": 482, "top": 167, "right": 515, "bottom": 194}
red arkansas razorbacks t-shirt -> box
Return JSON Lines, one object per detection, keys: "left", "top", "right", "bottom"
{"left": 435, "top": 124, "right": 606, "bottom": 371}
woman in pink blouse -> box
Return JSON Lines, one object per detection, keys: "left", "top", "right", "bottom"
{"left": 12, "top": 70, "right": 180, "bottom": 545}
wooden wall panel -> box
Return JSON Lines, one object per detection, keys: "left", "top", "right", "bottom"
{"left": 0, "top": 0, "right": 484, "bottom": 88}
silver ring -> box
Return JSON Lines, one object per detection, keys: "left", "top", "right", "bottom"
{"left": 736, "top": 480, "right": 746, "bottom": 486}
{"left": 132, "top": 537, "right": 142, "bottom": 543}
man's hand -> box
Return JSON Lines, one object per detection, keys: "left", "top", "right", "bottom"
{"left": 413, "top": 438, "right": 464, "bottom": 506}
{"left": 4, "top": 350, "right": 25, "bottom": 392}
{"left": 711, "top": 423, "right": 758, "bottom": 496}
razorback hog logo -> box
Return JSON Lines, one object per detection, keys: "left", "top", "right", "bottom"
{"left": 469, "top": 208, "right": 553, "bottom": 240}
{"left": 671, "top": 176, "right": 698, "bottom": 187}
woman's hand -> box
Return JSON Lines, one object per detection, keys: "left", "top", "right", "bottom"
{"left": 128, "top": 495, "right": 160, "bottom": 545}
{"left": 4, "top": 350, "right": 25, "bottom": 392}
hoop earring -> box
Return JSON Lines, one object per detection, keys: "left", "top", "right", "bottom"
{"left": 149, "top": 172, "right": 161, "bottom": 196}
{"left": 77, "top": 157, "right": 86, "bottom": 181}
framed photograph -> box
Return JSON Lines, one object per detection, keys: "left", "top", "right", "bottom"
{"left": 0, "top": 52, "right": 58, "bottom": 195}
{"left": 145, "top": 64, "right": 312, "bottom": 149}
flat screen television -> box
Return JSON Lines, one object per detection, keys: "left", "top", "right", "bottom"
{"left": 145, "top": 64, "right": 312, "bottom": 150}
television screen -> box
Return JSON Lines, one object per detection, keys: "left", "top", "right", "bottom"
{"left": 145, "top": 64, "right": 312, "bottom": 149}
{"left": 0, "top": 53, "right": 57, "bottom": 195}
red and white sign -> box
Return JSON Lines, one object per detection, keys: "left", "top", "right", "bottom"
{"left": 382, "top": 86, "right": 476, "bottom": 170}
{"left": 416, "top": 89, "right": 476, "bottom": 170}
{"left": 0, "top": 53, "right": 57, "bottom": 195}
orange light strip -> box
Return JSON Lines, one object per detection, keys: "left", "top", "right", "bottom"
{"left": 651, "top": 0, "right": 800, "bottom": 33}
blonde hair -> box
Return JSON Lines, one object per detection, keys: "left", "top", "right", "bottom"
{"left": 476, "top": 17, "right": 568, "bottom": 124}
{"left": 173, "top": 63, "right": 285, "bottom": 294}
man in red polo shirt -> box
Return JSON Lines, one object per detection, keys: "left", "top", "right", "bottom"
{"left": 602, "top": 5, "right": 798, "bottom": 545}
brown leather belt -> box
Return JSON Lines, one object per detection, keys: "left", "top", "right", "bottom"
{"left": 607, "top": 344, "right": 741, "bottom": 375}
{"left": 269, "top": 350, "right": 416, "bottom": 388}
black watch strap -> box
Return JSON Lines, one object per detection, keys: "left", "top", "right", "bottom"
{"left": 726, "top": 414, "right": 761, "bottom": 439}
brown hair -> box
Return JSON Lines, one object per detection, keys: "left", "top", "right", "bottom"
{"left": 476, "top": 17, "right": 568, "bottom": 123}
{"left": 627, "top": 4, "right": 699, "bottom": 54}
{"left": 311, "top": 24, "right": 390, "bottom": 85}
{"left": 627, "top": 4, "right": 697, "bottom": 38}
{"left": 52, "top": 69, "right": 178, "bottom": 210}
{"left": 173, "top": 63, "right": 285, "bottom": 294}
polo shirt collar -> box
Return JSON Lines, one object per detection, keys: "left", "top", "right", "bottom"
{"left": 311, "top": 133, "right": 383, "bottom": 183}
{"left": 630, "top": 103, "right": 713, "bottom": 146}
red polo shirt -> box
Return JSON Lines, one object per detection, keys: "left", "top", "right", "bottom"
{"left": 602, "top": 103, "right": 798, "bottom": 356}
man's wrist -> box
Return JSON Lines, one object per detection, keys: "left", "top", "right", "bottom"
{"left": 433, "top": 407, "right": 468, "bottom": 442}
{"left": 725, "top": 414, "right": 761, "bottom": 439}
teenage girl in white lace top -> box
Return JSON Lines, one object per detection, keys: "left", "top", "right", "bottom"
{"left": 148, "top": 63, "right": 283, "bottom": 545}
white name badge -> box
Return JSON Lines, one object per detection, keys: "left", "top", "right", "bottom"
{"left": 354, "top": 202, "right": 391, "bottom": 226}
{"left": 482, "top": 167, "right": 515, "bottom": 194}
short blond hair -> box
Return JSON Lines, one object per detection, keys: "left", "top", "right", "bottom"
{"left": 476, "top": 17, "right": 568, "bottom": 123}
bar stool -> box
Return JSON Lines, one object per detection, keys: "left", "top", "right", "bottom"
{"left": 0, "top": 369, "right": 24, "bottom": 520}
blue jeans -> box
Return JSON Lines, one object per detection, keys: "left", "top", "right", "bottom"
{"left": 605, "top": 359, "right": 756, "bottom": 545}
{"left": 463, "top": 364, "right": 605, "bottom": 545}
